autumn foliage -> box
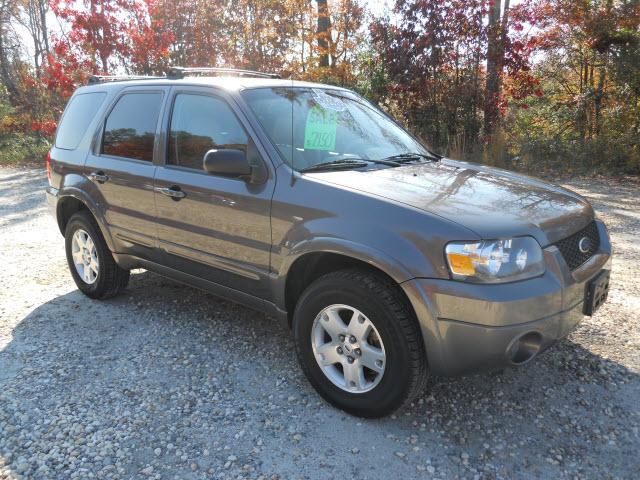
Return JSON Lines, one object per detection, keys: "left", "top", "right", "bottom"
{"left": 1, "top": 0, "right": 639, "bottom": 173}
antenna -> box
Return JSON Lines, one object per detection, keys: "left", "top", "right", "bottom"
{"left": 290, "top": 76, "right": 295, "bottom": 185}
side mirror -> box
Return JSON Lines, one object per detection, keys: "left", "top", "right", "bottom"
{"left": 203, "top": 149, "right": 251, "bottom": 178}
{"left": 203, "top": 139, "right": 268, "bottom": 184}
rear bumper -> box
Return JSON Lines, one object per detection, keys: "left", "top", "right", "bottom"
{"left": 45, "top": 186, "right": 59, "bottom": 218}
{"left": 402, "top": 220, "right": 612, "bottom": 376}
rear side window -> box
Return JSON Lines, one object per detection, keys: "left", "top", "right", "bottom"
{"left": 168, "top": 94, "right": 248, "bottom": 170}
{"left": 101, "top": 92, "right": 162, "bottom": 161}
{"left": 55, "top": 92, "right": 107, "bottom": 150}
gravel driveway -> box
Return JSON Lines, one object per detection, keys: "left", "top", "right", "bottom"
{"left": 1, "top": 167, "right": 638, "bottom": 479}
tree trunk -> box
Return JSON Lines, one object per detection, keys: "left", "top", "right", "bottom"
{"left": 300, "top": 10, "right": 306, "bottom": 72}
{"left": 594, "top": 61, "right": 607, "bottom": 137}
{"left": 0, "top": 1, "right": 18, "bottom": 99}
{"left": 0, "top": 35, "right": 17, "bottom": 98}
{"left": 39, "top": 0, "right": 48, "bottom": 55}
{"left": 23, "top": 0, "right": 49, "bottom": 75}
{"left": 484, "top": 0, "right": 509, "bottom": 138}
{"left": 316, "top": 0, "right": 331, "bottom": 68}
{"left": 587, "top": 58, "right": 595, "bottom": 138}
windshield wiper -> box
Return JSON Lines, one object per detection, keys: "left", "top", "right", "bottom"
{"left": 382, "top": 152, "right": 441, "bottom": 163}
{"left": 365, "top": 158, "right": 402, "bottom": 167}
{"left": 299, "top": 159, "right": 369, "bottom": 173}
{"left": 300, "top": 157, "right": 401, "bottom": 173}
{"left": 331, "top": 155, "right": 402, "bottom": 167}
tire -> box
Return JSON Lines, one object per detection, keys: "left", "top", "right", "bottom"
{"left": 64, "top": 210, "right": 130, "bottom": 299}
{"left": 293, "top": 268, "right": 428, "bottom": 418}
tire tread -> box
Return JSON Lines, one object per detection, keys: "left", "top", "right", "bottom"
{"left": 65, "top": 210, "right": 129, "bottom": 299}
{"left": 294, "top": 267, "right": 428, "bottom": 417}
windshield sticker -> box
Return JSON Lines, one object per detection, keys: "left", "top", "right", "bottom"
{"left": 304, "top": 106, "right": 338, "bottom": 151}
{"left": 312, "top": 89, "right": 347, "bottom": 111}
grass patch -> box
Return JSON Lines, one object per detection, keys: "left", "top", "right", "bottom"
{"left": 0, "top": 133, "right": 50, "bottom": 166}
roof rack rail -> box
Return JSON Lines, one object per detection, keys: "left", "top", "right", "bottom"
{"left": 167, "top": 66, "right": 280, "bottom": 80}
{"left": 88, "top": 74, "right": 163, "bottom": 85}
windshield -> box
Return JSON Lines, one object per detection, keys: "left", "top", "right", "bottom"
{"left": 241, "top": 87, "right": 431, "bottom": 171}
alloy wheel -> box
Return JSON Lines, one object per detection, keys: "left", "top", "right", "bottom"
{"left": 71, "top": 229, "right": 99, "bottom": 284}
{"left": 311, "top": 304, "right": 386, "bottom": 393}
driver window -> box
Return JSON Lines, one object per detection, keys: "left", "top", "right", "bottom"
{"left": 168, "top": 94, "right": 248, "bottom": 170}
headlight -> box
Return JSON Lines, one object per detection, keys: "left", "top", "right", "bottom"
{"left": 445, "top": 237, "right": 545, "bottom": 283}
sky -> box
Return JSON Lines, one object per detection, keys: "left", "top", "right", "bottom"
{"left": 369, "top": 0, "right": 393, "bottom": 17}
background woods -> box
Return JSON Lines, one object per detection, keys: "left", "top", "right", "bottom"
{"left": 0, "top": 0, "right": 638, "bottom": 174}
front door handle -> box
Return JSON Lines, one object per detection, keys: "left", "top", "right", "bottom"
{"left": 88, "top": 171, "right": 109, "bottom": 183}
{"left": 155, "top": 186, "right": 186, "bottom": 200}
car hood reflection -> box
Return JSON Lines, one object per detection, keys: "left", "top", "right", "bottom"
{"left": 310, "top": 158, "right": 594, "bottom": 245}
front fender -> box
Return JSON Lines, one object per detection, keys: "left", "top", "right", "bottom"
{"left": 269, "top": 235, "right": 417, "bottom": 319}
{"left": 283, "top": 236, "right": 414, "bottom": 282}
{"left": 269, "top": 169, "right": 481, "bottom": 312}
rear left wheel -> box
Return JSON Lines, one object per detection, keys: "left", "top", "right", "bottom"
{"left": 64, "top": 210, "right": 129, "bottom": 299}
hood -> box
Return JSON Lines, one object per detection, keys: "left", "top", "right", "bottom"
{"left": 310, "top": 159, "right": 594, "bottom": 246}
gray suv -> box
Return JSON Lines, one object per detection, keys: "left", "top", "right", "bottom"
{"left": 46, "top": 67, "right": 612, "bottom": 417}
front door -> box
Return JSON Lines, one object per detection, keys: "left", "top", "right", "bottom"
{"left": 84, "top": 87, "right": 168, "bottom": 261}
{"left": 153, "top": 88, "right": 275, "bottom": 299}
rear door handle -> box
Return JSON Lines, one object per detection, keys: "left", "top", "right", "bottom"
{"left": 154, "top": 186, "right": 186, "bottom": 200}
{"left": 88, "top": 171, "right": 109, "bottom": 183}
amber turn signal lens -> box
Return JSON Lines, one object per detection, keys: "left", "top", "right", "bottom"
{"left": 446, "top": 253, "right": 476, "bottom": 276}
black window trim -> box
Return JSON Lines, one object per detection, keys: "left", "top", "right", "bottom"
{"left": 55, "top": 90, "right": 108, "bottom": 151}
{"left": 161, "top": 86, "right": 269, "bottom": 178}
{"left": 94, "top": 88, "right": 167, "bottom": 165}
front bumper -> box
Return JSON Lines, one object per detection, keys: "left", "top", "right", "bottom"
{"left": 402, "top": 220, "right": 612, "bottom": 376}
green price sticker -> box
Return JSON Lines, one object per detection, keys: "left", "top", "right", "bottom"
{"left": 304, "top": 106, "right": 337, "bottom": 151}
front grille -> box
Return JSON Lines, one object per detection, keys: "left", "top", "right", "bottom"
{"left": 553, "top": 221, "right": 600, "bottom": 270}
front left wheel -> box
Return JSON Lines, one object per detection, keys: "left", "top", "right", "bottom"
{"left": 64, "top": 210, "right": 129, "bottom": 299}
{"left": 293, "top": 268, "right": 428, "bottom": 418}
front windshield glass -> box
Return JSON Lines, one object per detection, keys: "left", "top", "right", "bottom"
{"left": 241, "top": 87, "right": 430, "bottom": 171}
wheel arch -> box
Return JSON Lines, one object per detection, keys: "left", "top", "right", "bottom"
{"left": 56, "top": 190, "right": 115, "bottom": 251}
{"left": 280, "top": 240, "right": 416, "bottom": 327}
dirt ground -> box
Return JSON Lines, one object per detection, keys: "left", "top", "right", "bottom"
{"left": 0, "top": 167, "right": 638, "bottom": 479}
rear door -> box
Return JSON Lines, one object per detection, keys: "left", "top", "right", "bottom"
{"left": 153, "top": 86, "right": 275, "bottom": 299}
{"left": 85, "top": 86, "right": 169, "bottom": 260}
